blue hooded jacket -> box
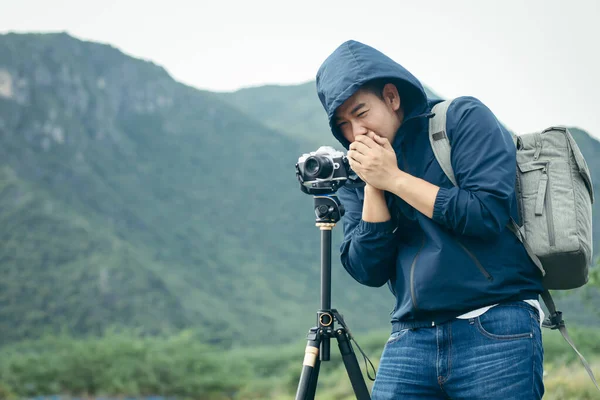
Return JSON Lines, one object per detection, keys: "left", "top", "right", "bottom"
{"left": 316, "top": 40, "right": 544, "bottom": 329}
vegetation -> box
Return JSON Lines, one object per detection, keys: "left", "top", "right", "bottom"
{"left": 0, "top": 32, "right": 396, "bottom": 346}
{"left": 0, "top": 328, "right": 597, "bottom": 399}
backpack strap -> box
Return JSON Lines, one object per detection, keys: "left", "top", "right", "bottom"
{"left": 541, "top": 290, "right": 600, "bottom": 391}
{"left": 428, "top": 99, "right": 599, "bottom": 392}
{"left": 429, "top": 100, "right": 457, "bottom": 187}
{"left": 507, "top": 221, "right": 545, "bottom": 276}
{"left": 429, "top": 100, "right": 519, "bottom": 187}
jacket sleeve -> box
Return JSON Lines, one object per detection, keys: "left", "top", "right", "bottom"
{"left": 432, "top": 96, "right": 516, "bottom": 239}
{"left": 336, "top": 186, "right": 397, "bottom": 287}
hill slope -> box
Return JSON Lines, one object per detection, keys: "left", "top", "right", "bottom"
{"left": 0, "top": 32, "right": 394, "bottom": 346}
{"left": 216, "top": 82, "right": 443, "bottom": 147}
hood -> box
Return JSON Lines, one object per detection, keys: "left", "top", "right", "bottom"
{"left": 316, "top": 40, "right": 429, "bottom": 149}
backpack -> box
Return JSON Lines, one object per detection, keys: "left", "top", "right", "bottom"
{"left": 429, "top": 99, "right": 598, "bottom": 390}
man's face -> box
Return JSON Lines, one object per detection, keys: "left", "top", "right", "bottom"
{"left": 334, "top": 84, "right": 403, "bottom": 144}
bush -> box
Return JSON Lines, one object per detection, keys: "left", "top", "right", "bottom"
{"left": 0, "top": 330, "right": 251, "bottom": 399}
{"left": 0, "top": 327, "right": 599, "bottom": 399}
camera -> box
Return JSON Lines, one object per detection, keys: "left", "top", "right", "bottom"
{"left": 295, "top": 146, "right": 362, "bottom": 195}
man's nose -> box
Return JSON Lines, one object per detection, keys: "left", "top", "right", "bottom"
{"left": 352, "top": 122, "right": 368, "bottom": 137}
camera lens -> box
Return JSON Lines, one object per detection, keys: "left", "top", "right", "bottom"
{"left": 305, "top": 158, "right": 320, "bottom": 175}
{"left": 304, "top": 155, "right": 333, "bottom": 180}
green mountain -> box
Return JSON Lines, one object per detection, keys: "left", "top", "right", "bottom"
{"left": 0, "top": 32, "right": 597, "bottom": 349}
{"left": 215, "top": 82, "right": 443, "bottom": 147}
{"left": 0, "top": 32, "right": 396, "bottom": 346}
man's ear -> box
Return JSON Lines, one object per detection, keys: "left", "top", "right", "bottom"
{"left": 382, "top": 83, "right": 401, "bottom": 112}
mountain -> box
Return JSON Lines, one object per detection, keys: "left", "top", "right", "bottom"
{"left": 0, "top": 32, "right": 397, "bottom": 346}
{"left": 0, "top": 32, "right": 597, "bottom": 348}
{"left": 216, "top": 82, "right": 443, "bottom": 147}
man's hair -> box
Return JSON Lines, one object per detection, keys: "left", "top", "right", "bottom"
{"left": 361, "top": 78, "right": 394, "bottom": 100}
{"left": 362, "top": 78, "right": 425, "bottom": 117}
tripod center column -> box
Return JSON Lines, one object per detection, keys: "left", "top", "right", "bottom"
{"left": 317, "top": 223, "right": 335, "bottom": 310}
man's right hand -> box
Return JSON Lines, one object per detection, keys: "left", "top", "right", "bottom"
{"left": 362, "top": 183, "right": 392, "bottom": 223}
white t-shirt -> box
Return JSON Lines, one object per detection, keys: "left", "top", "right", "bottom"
{"left": 456, "top": 300, "right": 545, "bottom": 327}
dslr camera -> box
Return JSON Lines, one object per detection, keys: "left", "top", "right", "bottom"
{"left": 296, "top": 146, "right": 362, "bottom": 195}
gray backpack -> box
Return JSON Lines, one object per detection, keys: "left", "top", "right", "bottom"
{"left": 429, "top": 99, "right": 598, "bottom": 390}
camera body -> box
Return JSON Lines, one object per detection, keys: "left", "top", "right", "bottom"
{"left": 296, "top": 146, "right": 361, "bottom": 195}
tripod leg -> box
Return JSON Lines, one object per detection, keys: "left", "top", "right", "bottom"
{"left": 295, "top": 329, "right": 322, "bottom": 400}
{"left": 306, "top": 354, "right": 321, "bottom": 400}
{"left": 336, "top": 329, "right": 371, "bottom": 400}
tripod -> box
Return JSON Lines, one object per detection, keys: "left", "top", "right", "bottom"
{"left": 294, "top": 195, "right": 372, "bottom": 400}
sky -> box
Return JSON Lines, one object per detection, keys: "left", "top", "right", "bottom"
{"left": 0, "top": 0, "right": 599, "bottom": 137}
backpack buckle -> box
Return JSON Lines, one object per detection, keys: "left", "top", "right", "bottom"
{"left": 543, "top": 311, "right": 565, "bottom": 330}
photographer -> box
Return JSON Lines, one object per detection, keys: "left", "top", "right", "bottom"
{"left": 316, "top": 40, "right": 545, "bottom": 399}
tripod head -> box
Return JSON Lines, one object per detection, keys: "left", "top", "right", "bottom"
{"left": 314, "top": 195, "right": 345, "bottom": 224}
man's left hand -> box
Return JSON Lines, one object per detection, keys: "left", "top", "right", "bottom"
{"left": 347, "top": 132, "right": 403, "bottom": 191}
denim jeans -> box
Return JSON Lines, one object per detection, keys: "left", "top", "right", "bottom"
{"left": 371, "top": 301, "right": 544, "bottom": 399}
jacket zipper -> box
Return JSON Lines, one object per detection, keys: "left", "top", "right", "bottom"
{"left": 388, "top": 194, "right": 398, "bottom": 316}
{"left": 388, "top": 288, "right": 396, "bottom": 316}
{"left": 456, "top": 240, "right": 493, "bottom": 281}
{"left": 401, "top": 146, "right": 425, "bottom": 310}
{"left": 401, "top": 147, "right": 409, "bottom": 172}
{"left": 388, "top": 276, "right": 397, "bottom": 316}
{"left": 410, "top": 237, "right": 426, "bottom": 310}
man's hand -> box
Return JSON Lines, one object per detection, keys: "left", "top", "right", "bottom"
{"left": 347, "top": 132, "right": 403, "bottom": 191}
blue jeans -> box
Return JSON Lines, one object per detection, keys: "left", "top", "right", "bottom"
{"left": 371, "top": 301, "right": 544, "bottom": 399}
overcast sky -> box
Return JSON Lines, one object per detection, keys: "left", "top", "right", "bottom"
{"left": 0, "top": 0, "right": 598, "bottom": 137}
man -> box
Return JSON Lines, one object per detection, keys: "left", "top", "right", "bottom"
{"left": 316, "top": 40, "right": 545, "bottom": 399}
